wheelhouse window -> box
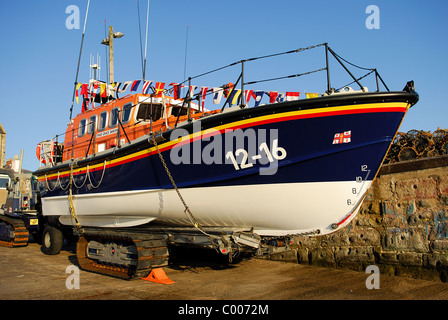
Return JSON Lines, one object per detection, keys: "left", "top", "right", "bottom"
{"left": 87, "top": 115, "right": 97, "bottom": 134}
{"left": 122, "top": 103, "right": 132, "bottom": 124}
{"left": 109, "top": 107, "right": 120, "bottom": 128}
{"left": 171, "top": 106, "right": 189, "bottom": 118}
{"left": 136, "top": 103, "right": 163, "bottom": 122}
{"left": 79, "top": 118, "right": 87, "bottom": 137}
{"left": 98, "top": 111, "right": 108, "bottom": 131}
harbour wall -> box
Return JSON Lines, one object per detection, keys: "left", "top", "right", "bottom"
{"left": 267, "top": 155, "right": 448, "bottom": 282}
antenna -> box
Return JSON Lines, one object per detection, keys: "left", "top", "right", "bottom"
{"left": 183, "top": 25, "right": 189, "bottom": 82}
{"left": 69, "top": 0, "right": 91, "bottom": 120}
{"left": 104, "top": 19, "right": 109, "bottom": 85}
{"left": 143, "top": 0, "right": 150, "bottom": 79}
{"left": 137, "top": 0, "right": 144, "bottom": 78}
{"left": 90, "top": 54, "right": 101, "bottom": 81}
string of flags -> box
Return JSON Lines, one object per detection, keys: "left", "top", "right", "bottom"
{"left": 75, "top": 79, "right": 320, "bottom": 111}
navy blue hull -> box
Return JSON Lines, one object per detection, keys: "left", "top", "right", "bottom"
{"left": 36, "top": 92, "right": 414, "bottom": 199}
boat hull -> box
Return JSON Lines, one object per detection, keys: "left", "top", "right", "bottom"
{"left": 48, "top": 181, "right": 370, "bottom": 236}
{"left": 35, "top": 91, "right": 417, "bottom": 236}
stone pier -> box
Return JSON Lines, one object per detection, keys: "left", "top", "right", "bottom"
{"left": 269, "top": 156, "right": 448, "bottom": 282}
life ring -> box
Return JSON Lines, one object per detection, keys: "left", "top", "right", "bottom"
{"left": 36, "top": 144, "right": 46, "bottom": 164}
{"left": 36, "top": 142, "right": 55, "bottom": 165}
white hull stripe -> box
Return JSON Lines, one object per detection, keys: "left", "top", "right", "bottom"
{"left": 43, "top": 181, "right": 372, "bottom": 236}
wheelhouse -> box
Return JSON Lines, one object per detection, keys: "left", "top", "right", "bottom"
{"left": 63, "top": 93, "right": 216, "bottom": 161}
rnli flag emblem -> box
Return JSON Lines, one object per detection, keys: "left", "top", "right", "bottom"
{"left": 333, "top": 131, "right": 352, "bottom": 144}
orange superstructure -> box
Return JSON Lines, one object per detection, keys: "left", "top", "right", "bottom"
{"left": 62, "top": 93, "right": 218, "bottom": 161}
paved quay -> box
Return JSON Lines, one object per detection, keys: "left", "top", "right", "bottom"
{"left": 1, "top": 243, "right": 448, "bottom": 301}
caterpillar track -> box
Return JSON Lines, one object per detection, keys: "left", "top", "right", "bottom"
{"left": 0, "top": 215, "right": 29, "bottom": 248}
{"left": 76, "top": 230, "right": 169, "bottom": 280}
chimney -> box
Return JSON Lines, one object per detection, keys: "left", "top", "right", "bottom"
{"left": 0, "top": 123, "right": 6, "bottom": 168}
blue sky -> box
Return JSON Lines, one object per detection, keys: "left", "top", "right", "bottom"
{"left": 1, "top": 0, "right": 447, "bottom": 171}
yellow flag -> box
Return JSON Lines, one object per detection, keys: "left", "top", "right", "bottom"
{"left": 306, "top": 93, "right": 319, "bottom": 99}
{"left": 75, "top": 83, "right": 82, "bottom": 104}
{"left": 228, "top": 89, "right": 241, "bottom": 105}
{"left": 100, "top": 83, "right": 106, "bottom": 97}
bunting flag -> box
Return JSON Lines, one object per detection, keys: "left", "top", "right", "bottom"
{"left": 268, "top": 91, "right": 278, "bottom": 104}
{"left": 276, "top": 93, "right": 285, "bottom": 103}
{"left": 155, "top": 82, "right": 166, "bottom": 96}
{"left": 75, "top": 83, "right": 82, "bottom": 103}
{"left": 142, "top": 80, "right": 153, "bottom": 94}
{"left": 100, "top": 83, "right": 107, "bottom": 98}
{"left": 81, "top": 84, "right": 89, "bottom": 112}
{"left": 228, "top": 89, "right": 241, "bottom": 105}
{"left": 200, "top": 86, "right": 208, "bottom": 111}
{"left": 170, "top": 83, "right": 182, "bottom": 99}
{"left": 253, "top": 91, "right": 264, "bottom": 106}
{"left": 188, "top": 85, "right": 197, "bottom": 98}
{"left": 131, "top": 80, "right": 142, "bottom": 92}
{"left": 74, "top": 77, "right": 319, "bottom": 110}
{"left": 244, "top": 90, "right": 253, "bottom": 103}
{"left": 93, "top": 82, "right": 99, "bottom": 99}
{"left": 119, "top": 81, "right": 132, "bottom": 93}
{"left": 213, "top": 87, "right": 223, "bottom": 104}
{"left": 80, "top": 84, "right": 88, "bottom": 97}
{"left": 306, "top": 93, "right": 319, "bottom": 99}
{"left": 285, "top": 92, "right": 300, "bottom": 101}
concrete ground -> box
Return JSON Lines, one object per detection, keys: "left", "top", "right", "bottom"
{"left": 1, "top": 242, "right": 448, "bottom": 302}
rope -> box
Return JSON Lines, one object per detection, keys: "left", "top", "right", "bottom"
{"left": 44, "top": 174, "right": 57, "bottom": 192}
{"left": 150, "top": 135, "right": 203, "bottom": 232}
{"left": 86, "top": 161, "right": 107, "bottom": 189}
{"left": 245, "top": 67, "right": 326, "bottom": 86}
{"left": 68, "top": 161, "right": 83, "bottom": 234}
{"left": 71, "top": 168, "right": 88, "bottom": 189}
{"left": 58, "top": 171, "right": 71, "bottom": 191}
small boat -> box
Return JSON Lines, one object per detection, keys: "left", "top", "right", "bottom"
{"left": 33, "top": 43, "right": 418, "bottom": 239}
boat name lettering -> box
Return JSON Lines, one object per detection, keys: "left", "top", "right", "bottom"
{"left": 96, "top": 128, "right": 118, "bottom": 138}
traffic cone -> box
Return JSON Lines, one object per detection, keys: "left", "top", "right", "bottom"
{"left": 141, "top": 268, "right": 175, "bottom": 284}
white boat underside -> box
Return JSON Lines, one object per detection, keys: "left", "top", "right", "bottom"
{"left": 42, "top": 181, "right": 372, "bottom": 236}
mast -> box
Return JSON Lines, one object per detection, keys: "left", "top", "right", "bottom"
{"left": 101, "top": 26, "right": 124, "bottom": 86}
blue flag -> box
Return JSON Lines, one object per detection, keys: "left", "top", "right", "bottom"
{"left": 253, "top": 91, "right": 264, "bottom": 107}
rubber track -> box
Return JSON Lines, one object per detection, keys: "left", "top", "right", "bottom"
{"left": 0, "top": 215, "right": 29, "bottom": 248}
{"left": 76, "top": 230, "right": 169, "bottom": 280}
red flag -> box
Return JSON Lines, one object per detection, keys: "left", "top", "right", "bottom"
{"left": 169, "top": 83, "right": 181, "bottom": 99}
{"left": 268, "top": 91, "right": 278, "bottom": 103}
{"left": 285, "top": 92, "right": 300, "bottom": 101}
{"left": 155, "top": 82, "right": 165, "bottom": 96}
{"left": 80, "top": 84, "right": 88, "bottom": 97}
{"left": 200, "top": 87, "right": 208, "bottom": 111}
{"left": 244, "top": 90, "right": 253, "bottom": 103}
{"left": 93, "top": 82, "right": 98, "bottom": 98}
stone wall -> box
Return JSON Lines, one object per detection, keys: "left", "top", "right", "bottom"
{"left": 272, "top": 156, "right": 448, "bottom": 282}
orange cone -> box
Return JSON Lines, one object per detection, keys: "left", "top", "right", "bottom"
{"left": 141, "top": 268, "right": 175, "bottom": 284}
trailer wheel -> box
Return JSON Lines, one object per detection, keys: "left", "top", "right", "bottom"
{"left": 41, "top": 226, "right": 63, "bottom": 255}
